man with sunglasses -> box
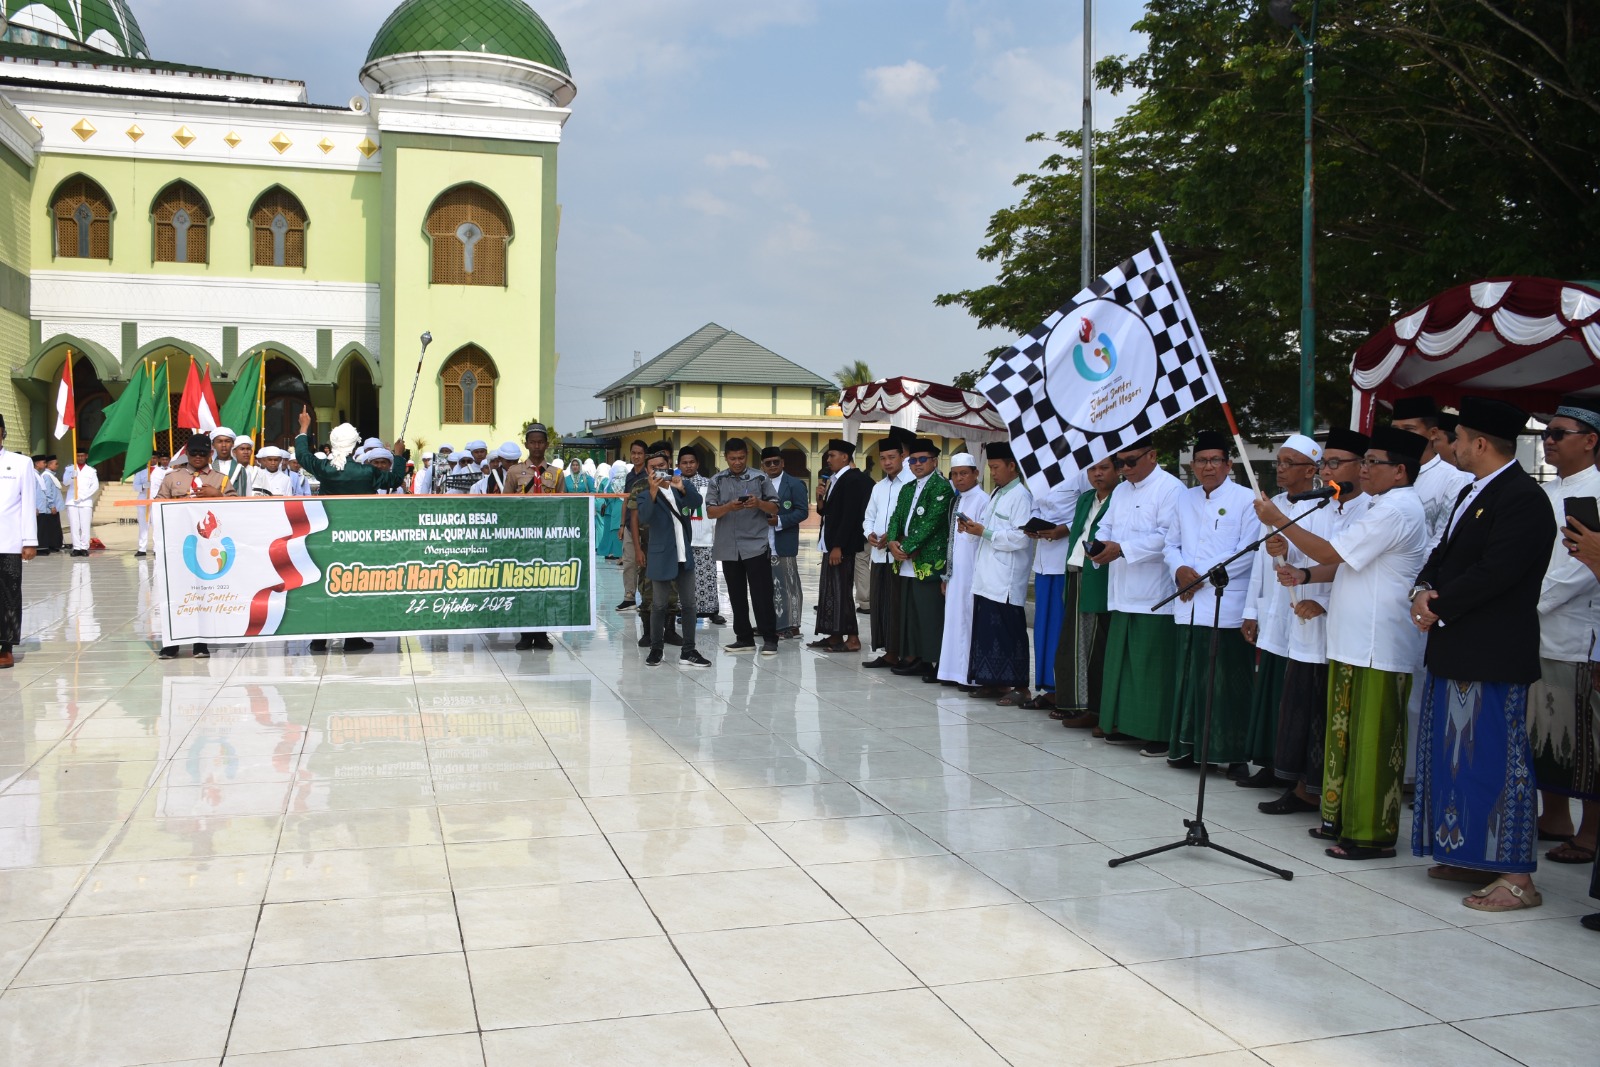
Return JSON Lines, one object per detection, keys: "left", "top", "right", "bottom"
{"left": 1237, "top": 433, "right": 1323, "bottom": 789}
{"left": 1255, "top": 427, "right": 1431, "bottom": 861}
{"left": 1527, "top": 395, "right": 1600, "bottom": 865}
{"left": 1089, "top": 441, "right": 1183, "bottom": 755}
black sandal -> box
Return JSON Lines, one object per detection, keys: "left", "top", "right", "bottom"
{"left": 1325, "top": 843, "right": 1397, "bottom": 861}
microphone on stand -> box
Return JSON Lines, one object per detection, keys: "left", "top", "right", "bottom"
{"left": 1287, "top": 482, "right": 1354, "bottom": 503}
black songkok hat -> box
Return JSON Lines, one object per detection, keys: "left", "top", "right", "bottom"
{"left": 1323, "top": 428, "right": 1370, "bottom": 456}
{"left": 31, "top": 454, "right": 45, "bottom": 463}
{"left": 187, "top": 434, "right": 213, "bottom": 455}
{"left": 1370, "top": 426, "right": 1427, "bottom": 462}
{"left": 908, "top": 438, "right": 941, "bottom": 457}
{"left": 760, "top": 445, "right": 783, "bottom": 460}
{"left": 1436, "top": 412, "right": 1459, "bottom": 435}
{"left": 1391, "top": 395, "right": 1438, "bottom": 421}
{"left": 1457, "top": 395, "right": 1533, "bottom": 441}
{"left": 1193, "top": 429, "right": 1231, "bottom": 456}
{"left": 986, "top": 440, "right": 1015, "bottom": 462}
{"left": 825, "top": 438, "right": 856, "bottom": 456}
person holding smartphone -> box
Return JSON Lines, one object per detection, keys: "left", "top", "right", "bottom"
{"left": 705, "top": 438, "right": 781, "bottom": 655}
{"left": 1528, "top": 395, "right": 1600, "bottom": 865}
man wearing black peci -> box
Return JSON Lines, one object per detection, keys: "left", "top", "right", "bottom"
{"left": 811, "top": 439, "right": 872, "bottom": 653}
{"left": 1411, "top": 396, "right": 1554, "bottom": 911}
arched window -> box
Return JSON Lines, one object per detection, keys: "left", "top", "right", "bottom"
{"left": 424, "top": 185, "right": 512, "bottom": 287}
{"left": 250, "top": 188, "right": 308, "bottom": 268}
{"left": 151, "top": 181, "right": 211, "bottom": 264}
{"left": 52, "top": 177, "right": 113, "bottom": 260}
{"left": 440, "top": 345, "right": 497, "bottom": 424}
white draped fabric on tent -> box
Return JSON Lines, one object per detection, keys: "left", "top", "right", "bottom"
{"left": 1349, "top": 276, "right": 1600, "bottom": 430}
{"left": 841, "top": 376, "right": 1008, "bottom": 449}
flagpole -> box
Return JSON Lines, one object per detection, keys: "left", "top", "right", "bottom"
{"left": 256, "top": 353, "right": 266, "bottom": 453}
{"left": 66, "top": 350, "right": 78, "bottom": 504}
{"left": 1150, "top": 230, "right": 1262, "bottom": 496}
{"left": 149, "top": 355, "right": 158, "bottom": 459}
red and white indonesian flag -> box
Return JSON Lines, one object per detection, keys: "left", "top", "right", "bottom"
{"left": 177, "top": 361, "right": 219, "bottom": 432}
{"left": 156, "top": 499, "right": 328, "bottom": 642}
{"left": 53, "top": 358, "right": 75, "bottom": 439}
{"left": 977, "top": 233, "right": 1219, "bottom": 496}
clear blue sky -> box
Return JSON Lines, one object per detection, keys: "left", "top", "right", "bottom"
{"left": 135, "top": 0, "right": 1149, "bottom": 428}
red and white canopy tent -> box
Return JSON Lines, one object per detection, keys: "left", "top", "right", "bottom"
{"left": 840, "top": 376, "right": 1009, "bottom": 448}
{"left": 1349, "top": 276, "right": 1600, "bottom": 431}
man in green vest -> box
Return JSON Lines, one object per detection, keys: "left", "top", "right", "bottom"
{"left": 888, "top": 439, "right": 954, "bottom": 682}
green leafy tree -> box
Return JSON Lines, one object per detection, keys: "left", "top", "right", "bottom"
{"left": 939, "top": 0, "right": 1600, "bottom": 440}
{"left": 824, "top": 359, "right": 876, "bottom": 406}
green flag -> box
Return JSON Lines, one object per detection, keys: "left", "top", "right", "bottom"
{"left": 151, "top": 360, "right": 171, "bottom": 432}
{"left": 85, "top": 361, "right": 151, "bottom": 468}
{"left": 218, "top": 353, "right": 262, "bottom": 438}
{"left": 121, "top": 363, "right": 163, "bottom": 479}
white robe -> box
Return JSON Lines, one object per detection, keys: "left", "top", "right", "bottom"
{"left": 937, "top": 485, "right": 991, "bottom": 684}
{"left": 60, "top": 463, "right": 99, "bottom": 550}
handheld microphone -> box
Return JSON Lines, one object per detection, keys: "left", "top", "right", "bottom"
{"left": 1287, "top": 482, "right": 1353, "bottom": 503}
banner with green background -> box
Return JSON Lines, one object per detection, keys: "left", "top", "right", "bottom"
{"left": 153, "top": 495, "right": 594, "bottom": 644}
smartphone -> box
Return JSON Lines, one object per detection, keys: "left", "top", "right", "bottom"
{"left": 1021, "top": 517, "right": 1056, "bottom": 534}
{"left": 1565, "top": 496, "right": 1600, "bottom": 533}
{"left": 956, "top": 512, "right": 969, "bottom": 524}
{"left": 1085, "top": 539, "right": 1106, "bottom": 558}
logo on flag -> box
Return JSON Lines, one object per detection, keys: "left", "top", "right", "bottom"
{"left": 978, "top": 236, "right": 1218, "bottom": 492}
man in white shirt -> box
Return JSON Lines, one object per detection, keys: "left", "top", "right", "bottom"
{"left": 471, "top": 442, "right": 520, "bottom": 494}
{"left": 252, "top": 446, "right": 293, "bottom": 496}
{"left": 1089, "top": 440, "right": 1184, "bottom": 753}
{"left": 1020, "top": 473, "right": 1082, "bottom": 710}
{"left": 1163, "top": 430, "right": 1260, "bottom": 770}
{"left": 209, "top": 427, "right": 237, "bottom": 482}
{"left": 1527, "top": 395, "right": 1600, "bottom": 862}
{"left": 1391, "top": 395, "right": 1476, "bottom": 787}
{"left": 0, "top": 414, "right": 39, "bottom": 668}
{"left": 1259, "top": 428, "right": 1369, "bottom": 816}
{"left": 1255, "top": 426, "right": 1431, "bottom": 860}
{"left": 862, "top": 430, "right": 916, "bottom": 668}
{"left": 935, "top": 453, "right": 990, "bottom": 687}
{"left": 285, "top": 456, "right": 312, "bottom": 496}
{"left": 59, "top": 448, "right": 99, "bottom": 557}
{"left": 131, "top": 451, "right": 169, "bottom": 557}
{"left": 963, "top": 442, "right": 1035, "bottom": 698}
{"left": 226, "top": 439, "right": 267, "bottom": 497}
{"left": 1238, "top": 433, "right": 1322, "bottom": 787}
{"left": 32, "top": 455, "right": 63, "bottom": 555}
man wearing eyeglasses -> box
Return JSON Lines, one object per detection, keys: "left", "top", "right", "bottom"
{"left": 1527, "top": 394, "right": 1600, "bottom": 865}
{"left": 1088, "top": 441, "right": 1184, "bottom": 755}
{"left": 1254, "top": 427, "right": 1431, "bottom": 861}
{"left": 887, "top": 439, "right": 954, "bottom": 681}
{"left": 1258, "top": 428, "right": 1369, "bottom": 818}
{"left": 1237, "top": 433, "right": 1322, "bottom": 790}
{"left": 1163, "top": 431, "right": 1259, "bottom": 772}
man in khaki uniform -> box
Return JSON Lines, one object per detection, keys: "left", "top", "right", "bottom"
{"left": 156, "top": 434, "right": 236, "bottom": 660}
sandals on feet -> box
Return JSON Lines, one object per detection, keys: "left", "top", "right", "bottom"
{"left": 1307, "top": 826, "right": 1337, "bottom": 841}
{"left": 1463, "top": 877, "right": 1542, "bottom": 912}
{"left": 995, "top": 690, "right": 1032, "bottom": 707}
{"left": 1325, "top": 843, "right": 1397, "bottom": 861}
{"left": 1545, "top": 841, "right": 1597, "bottom": 864}
{"left": 1427, "top": 864, "right": 1489, "bottom": 883}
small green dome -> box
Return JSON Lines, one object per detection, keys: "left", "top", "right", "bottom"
{"left": 365, "top": 0, "right": 568, "bottom": 74}
{"left": 1, "top": 0, "right": 150, "bottom": 59}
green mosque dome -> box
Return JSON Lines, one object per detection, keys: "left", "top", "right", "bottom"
{"left": 366, "top": 0, "right": 569, "bottom": 75}
{"left": 0, "top": 0, "right": 150, "bottom": 59}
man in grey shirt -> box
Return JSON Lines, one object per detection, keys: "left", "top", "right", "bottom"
{"left": 705, "top": 437, "right": 781, "bottom": 655}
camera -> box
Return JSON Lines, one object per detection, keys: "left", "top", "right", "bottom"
{"left": 652, "top": 470, "right": 672, "bottom": 481}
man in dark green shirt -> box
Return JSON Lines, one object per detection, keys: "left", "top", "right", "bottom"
{"left": 295, "top": 409, "right": 408, "bottom": 652}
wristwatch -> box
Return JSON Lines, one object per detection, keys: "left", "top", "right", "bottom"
{"left": 1406, "top": 581, "right": 1432, "bottom": 601}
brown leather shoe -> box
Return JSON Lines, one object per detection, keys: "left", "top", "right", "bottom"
{"left": 1059, "top": 712, "right": 1098, "bottom": 729}
{"left": 1091, "top": 726, "right": 1106, "bottom": 738}
{"left": 0, "top": 651, "right": 13, "bottom": 669}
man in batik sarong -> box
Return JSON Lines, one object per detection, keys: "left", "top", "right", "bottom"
{"left": 1256, "top": 426, "right": 1431, "bottom": 861}
{"left": 1411, "top": 397, "right": 1553, "bottom": 912}
{"left": 1528, "top": 395, "right": 1600, "bottom": 865}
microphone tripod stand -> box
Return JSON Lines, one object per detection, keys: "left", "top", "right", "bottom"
{"left": 1107, "top": 495, "right": 1335, "bottom": 880}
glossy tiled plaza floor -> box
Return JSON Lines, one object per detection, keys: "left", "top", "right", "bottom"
{"left": 2, "top": 548, "right": 1597, "bottom": 1066}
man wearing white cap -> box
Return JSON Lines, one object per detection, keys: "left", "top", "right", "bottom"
{"left": 415, "top": 453, "right": 433, "bottom": 494}
{"left": 471, "top": 443, "right": 520, "bottom": 494}
{"left": 1236, "top": 431, "right": 1323, "bottom": 786}
{"left": 418, "top": 444, "right": 452, "bottom": 494}
{"left": 227, "top": 438, "right": 267, "bottom": 496}
{"left": 209, "top": 428, "right": 237, "bottom": 481}
{"left": 936, "top": 453, "right": 988, "bottom": 686}
{"left": 256, "top": 446, "right": 294, "bottom": 496}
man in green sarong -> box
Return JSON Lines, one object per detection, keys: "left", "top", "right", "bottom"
{"left": 1087, "top": 442, "right": 1184, "bottom": 755}
{"left": 1057, "top": 457, "right": 1118, "bottom": 730}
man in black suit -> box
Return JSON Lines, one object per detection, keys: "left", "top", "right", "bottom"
{"left": 1410, "top": 396, "right": 1554, "bottom": 912}
{"left": 811, "top": 439, "right": 873, "bottom": 653}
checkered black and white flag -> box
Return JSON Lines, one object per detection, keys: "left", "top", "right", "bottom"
{"left": 977, "top": 235, "right": 1219, "bottom": 495}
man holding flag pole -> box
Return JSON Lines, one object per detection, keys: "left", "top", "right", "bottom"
{"left": 979, "top": 232, "right": 1260, "bottom": 757}
{"left": 55, "top": 353, "right": 101, "bottom": 558}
